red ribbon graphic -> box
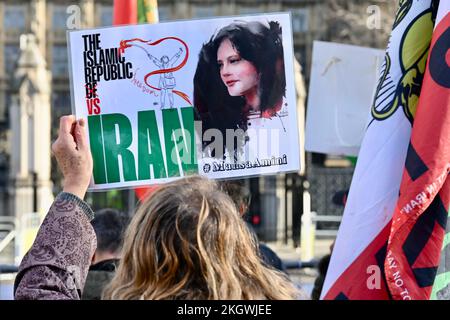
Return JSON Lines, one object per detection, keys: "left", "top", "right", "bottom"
{"left": 119, "top": 37, "right": 192, "bottom": 105}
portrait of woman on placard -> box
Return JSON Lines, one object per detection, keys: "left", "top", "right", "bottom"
{"left": 193, "top": 20, "right": 287, "bottom": 161}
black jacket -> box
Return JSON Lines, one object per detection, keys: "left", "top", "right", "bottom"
{"left": 82, "top": 259, "right": 119, "bottom": 300}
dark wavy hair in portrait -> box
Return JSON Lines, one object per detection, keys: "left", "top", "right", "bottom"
{"left": 193, "top": 20, "right": 285, "bottom": 160}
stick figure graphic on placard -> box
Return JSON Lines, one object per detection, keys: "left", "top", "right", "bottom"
{"left": 119, "top": 37, "right": 191, "bottom": 108}
{"left": 147, "top": 48, "right": 183, "bottom": 108}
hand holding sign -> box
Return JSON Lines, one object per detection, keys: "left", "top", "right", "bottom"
{"left": 52, "top": 116, "right": 93, "bottom": 199}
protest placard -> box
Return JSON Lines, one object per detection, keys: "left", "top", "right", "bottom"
{"left": 305, "top": 41, "right": 384, "bottom": 156}
{"left": 68, "top": 13, "right": 300, "bottom": 190}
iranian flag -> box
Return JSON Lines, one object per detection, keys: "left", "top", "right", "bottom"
{"left": 321, "top": 0, "right": 441, "bottom": 300}
{"left": 385, "top": 1, "right": 450, "bottom": 300}
{"left": 113, "top": 0, "right": 160, "bottom": 200}
{"left": 113, "top": 0, "right": 159, "bottom": 25}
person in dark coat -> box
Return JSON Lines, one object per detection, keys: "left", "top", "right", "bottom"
{"left": 311, "top": 253, "right": 331, "bottom": 300}
{"left": 82, "top": 208, "right": 130, "bottom": 300}
{"left": 219, "top": 180, "right": 286, "bottom": 272}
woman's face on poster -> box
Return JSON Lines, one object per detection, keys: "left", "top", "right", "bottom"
{"left": 217, "top": 38, "right": 259, "bottom": 98}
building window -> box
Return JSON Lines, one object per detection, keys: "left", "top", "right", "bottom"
{"left": 292, "top": 9, "right": 309, "bottom": 33}
{"left": 4, "top": 45, "right": 20, "bottom": 75}
{"left": 51, "top": 92, "right": 71, "bottom": 149}
{"left": 4, "top": 5, "right": 26, "bottom": 31}
{"left": 100, "top": 6, "right": 113, "bottom": 26}
{"left": 192, "top": 6, "right": 215, "bottom": 18}
{"left": 52, "top": 92, "right": 71, "bottom": 109}
{"left": 3, "top": 92, "right": 12, "bottom": 121}
{"left": 52, "top": 5, "right": 68, "bottom": 30}
{"left": 158, "top": 6, "right": 170, "bottom": 21}
{"left": 52, "top": 46, "right": 68, "bottom": 77}
{"left": 52, "top": 92, "right": 71, "bottom": 138}
{"left": 239, "top": 7, "right": 262, "bottom": 15}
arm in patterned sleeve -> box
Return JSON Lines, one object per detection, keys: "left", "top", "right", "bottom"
{"left": 14, "top": 192, "right": 97, "bottom": 300}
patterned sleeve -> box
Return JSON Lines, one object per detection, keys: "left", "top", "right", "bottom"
{"left": 14, "top": 192, "right": 97, "bottom": 300}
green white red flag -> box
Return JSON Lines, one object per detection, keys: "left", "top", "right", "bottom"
{"left": 113, "top": 0, "right": 159, "bottom": 25}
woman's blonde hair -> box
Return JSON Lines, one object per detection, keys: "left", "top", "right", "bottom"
{"left": 102, "top": 176, "right": 298, "bottom": 300}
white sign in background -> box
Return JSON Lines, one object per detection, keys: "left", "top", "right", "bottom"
{"left": 305, "top": 41, "right": 384, "bottom": 157}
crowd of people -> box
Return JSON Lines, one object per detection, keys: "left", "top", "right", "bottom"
{"left": 13, "top": 115, "right": 314, "bottom": 300}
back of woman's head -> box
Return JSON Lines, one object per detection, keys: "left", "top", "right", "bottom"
{"left": 103, "top": 176, "right": 298, "bottom": 300}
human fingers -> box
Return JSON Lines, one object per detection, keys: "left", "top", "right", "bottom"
{"left": 59, "top": 115, "right": 76, "bottom": 137}
{"left": 74, "top": 119, "right": 89, "bottom": 151}
{"left": 52, "top": 117, "right": 80, "bottom": 167}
